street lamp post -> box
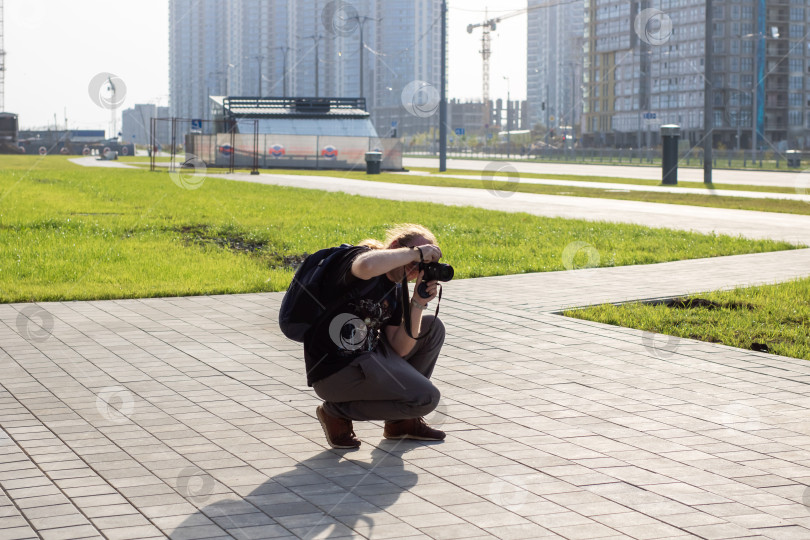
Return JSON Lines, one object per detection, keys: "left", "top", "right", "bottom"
{"left": 303, "top": 34, "right": 325, "bottom": 97}
{"left": 439, "top": 0, "right": 447, "bottom": 172}
{"left": 274, "top": 46, "right": 292, "bottom": 97}
{"left": 503, "top": 75, "right": 511, "bottom": 158}
{"left": 703, "top": 0, "right": 713, "bottom": 184}
{"left": 348, "top": 15, "right": 375, "bottom": 98}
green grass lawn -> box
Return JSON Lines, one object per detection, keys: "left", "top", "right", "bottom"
{"left": 0, "top": 155, "right": 799, "bottom": 303}
{"left": 563, "top": 278, "right": 810, "bottom": 361}
{"left": 260, "top": 168, "right": 810, "bottom": 216}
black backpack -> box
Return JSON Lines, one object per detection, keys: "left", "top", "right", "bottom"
{"left": 278, "top": 244, "right": 360, "bottom": 342}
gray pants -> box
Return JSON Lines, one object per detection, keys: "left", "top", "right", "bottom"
{"left": 313, "top": 315, "right": 445, "bottom": 421}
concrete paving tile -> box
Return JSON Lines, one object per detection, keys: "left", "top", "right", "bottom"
{"left": 611, "top": 522, "right": 686, "bottom": 540}
{"left": 684, "top": 522, "right": 759, "bottom": 539}
{"left": 165, "top": 524, "right": 229, "bottom": 540}
{"left": 38, "top": 525, "right": 102, "bottom": 540}
{"left": 0, "top": 526, "right": 39, "bottom": 540}
{"left": 529, "top": 512, "right": 597, "bottom": 528}
{"left": 546, "top": 522, "right": 621, "bottom": 540}
{"left": 417, "top": 523, "right": 490, "bottom": 540}
{"left": 482, "top": 522, "right": 561, "bottom": 539}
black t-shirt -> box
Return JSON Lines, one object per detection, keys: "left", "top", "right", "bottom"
{"left": 304, "top": 246, "right": 402, "bottom": 386}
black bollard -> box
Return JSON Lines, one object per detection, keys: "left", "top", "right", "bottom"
{"left": 661, "top": 124, "right": 680, "bottom": 185}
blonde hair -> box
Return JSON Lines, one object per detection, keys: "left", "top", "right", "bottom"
{"left": 359, "top": 223, "right": 437, "bottom": 250}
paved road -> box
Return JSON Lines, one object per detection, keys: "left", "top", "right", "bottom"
{"left": 404, "top": 157, "right": 808, "bottom": 188}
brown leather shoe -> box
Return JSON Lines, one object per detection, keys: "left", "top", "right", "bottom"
{"left": 383, "top": 417, "right": 446, "bottom": 441}
{"left": 316, "top": 406, "right": 361, "bottom": 449}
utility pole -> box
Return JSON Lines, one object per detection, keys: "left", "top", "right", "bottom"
{"left": 504, "top": 76, "right": 511, "bottom": 158}
{"left": 348, "top": 15, "right": 374, "bottom": 98}
{"left": 304, "top": 35, "right": 324, "bottom": 97}
{"left": 0, "top": 0, "right": 5, "bottom": 112}
{"left": 439, "top": 0, "right": 447, "bottom": 172}
{"left": 703, "top": 0, "right": 713, "bottom": 184}
{"left": 275, "top": 47, "right": 292, "bottom": 97}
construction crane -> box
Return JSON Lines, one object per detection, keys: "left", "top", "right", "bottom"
{"left": 467, "top": 9, "right": 499, "bottom": 127}
{"left": 466, "top": 2, "right": 559, "bottom": 129}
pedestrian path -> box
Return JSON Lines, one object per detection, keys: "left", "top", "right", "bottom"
{"left": 7, "top": 158, "right": 810, "bottom": 539}
{"left": 405, "top": 157, "right": 808, "bottom": 189}
{"left": 218, "top": 171, "right": 810, "bottom": 244}
{"left": 3, "top": 246, "right": 810, "bottom": 539}
{"left": 68, "top": 156, "right": 138, "bottom": 169}
{"left": 393, "top": 170, "right": 810, "bottom": 203}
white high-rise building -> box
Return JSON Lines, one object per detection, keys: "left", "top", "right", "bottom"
{"left": 168, "top": 0, "right": 439, "bottom": 136}
{"left": 169, "top": 0, "right": 229, "bottom": 121}
{"left": 372, "top": 0, "right": 443, "bottom": 136}
{"left": 527, "top": 0, "right": 584, "bottom": 134}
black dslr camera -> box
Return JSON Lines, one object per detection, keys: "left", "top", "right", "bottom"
{"left": 417, "top": 262, "right": 454, "bottom": 298}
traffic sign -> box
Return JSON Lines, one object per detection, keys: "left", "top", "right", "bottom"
{"left": 191, "top": 119, "right": 203, "bottom": 130}
{"left": 454, "top": 128, "right": 465, "bottom": 136}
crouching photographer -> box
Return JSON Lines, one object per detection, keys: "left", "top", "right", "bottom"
{"left": 279, "top": 224, "right": 452, "bottom": 449}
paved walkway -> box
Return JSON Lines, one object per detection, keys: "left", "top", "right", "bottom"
{"left": 3, "top": 248, "right": 810, "bottom": 540}
{"left": 404, "top": 157, "right": 808, "bottom": 189}
{"left": 68, "top": 157, "right": 138, "bottom": 169}
{"left": 215, "top": 172, "right": 810, "bottom": 245}
{"left": 393, "top": 172, "right": 810, "bottom": 203}
{"left": 4, "top": 159, "right": 809, "bottom": 539}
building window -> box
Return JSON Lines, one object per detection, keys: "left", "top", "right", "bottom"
{"left": 730, "top": 57, "right": 740, "bottom": 72}
{"left": 789, "top": 110, "right": 803, "bottom": 126}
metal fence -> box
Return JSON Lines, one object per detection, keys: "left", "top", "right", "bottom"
{"left": 149, "top": 117, "right": 403, "bottom": 173}
{"left": 404, "top": 145, "right": 809, "bottom": 170}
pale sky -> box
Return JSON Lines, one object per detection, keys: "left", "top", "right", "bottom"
{"left": 4, "top": 0, "right": 527, "bottom": 131}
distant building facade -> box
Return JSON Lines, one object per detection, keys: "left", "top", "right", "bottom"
{"left": 122, "top": 104, "right": 170, "bottom": 146}
{"left": 168, "top": 0, "right": 441, "bottom": 138}
{"left": 527, "top": 0, "right": 584, "bottom": 132}
{"left": 582, "top": 0, "right": 810, "bottom": 150}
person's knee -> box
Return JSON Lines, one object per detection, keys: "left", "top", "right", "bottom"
{"left": 421, "top": 315, "right": 445, "bottom": 344}
{"left": 410, "top": 384, "right": 441, "bottom": 417}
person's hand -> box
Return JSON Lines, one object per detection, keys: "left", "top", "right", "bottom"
{"left": 414, "top": 244, "right": 442, "bottom": 263}
{"left": 413, "top": 270, "right": 439, "bottom": 305}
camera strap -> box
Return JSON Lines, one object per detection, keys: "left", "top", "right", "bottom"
{"left": 400, "top": 274, "right": 441, "bottom": 341}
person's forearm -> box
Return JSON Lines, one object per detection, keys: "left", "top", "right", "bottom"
{"left": 389, "top": 306, "right": 424, "bottom": 357}
{"left": 352, "top": 247, "right": 418, "bottom": 280}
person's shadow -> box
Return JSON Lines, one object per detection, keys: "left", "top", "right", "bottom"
{"left": 170, "top": 442, "right": 419, "bottom": 539}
